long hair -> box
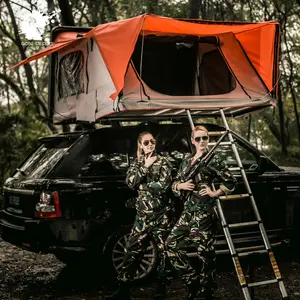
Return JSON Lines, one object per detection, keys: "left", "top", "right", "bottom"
{"left": 137, "top": 131, "right": 152, "bottom": 160}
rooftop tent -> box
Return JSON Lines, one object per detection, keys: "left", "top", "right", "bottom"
{"left": 10, "top": 14, "right": 280, "bottom": 123}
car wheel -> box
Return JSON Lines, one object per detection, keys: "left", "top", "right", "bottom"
{"left": 104, "top": 225, "right": 158, "bottom": 282}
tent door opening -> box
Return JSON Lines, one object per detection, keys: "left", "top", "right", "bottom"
{"left": 131, "top": 35, "right": 236, "bottom": 98}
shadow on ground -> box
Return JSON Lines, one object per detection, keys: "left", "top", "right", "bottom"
{"left": 0, "top": 238, "right": 299, "bottom": 300}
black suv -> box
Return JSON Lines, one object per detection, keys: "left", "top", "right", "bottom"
{"left": 1, "top": 121, "right": 300, "bottom": 281}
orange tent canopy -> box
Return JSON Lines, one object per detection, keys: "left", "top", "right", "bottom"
{"left": 10, "top": 14, "right": 279, "bottom": 100}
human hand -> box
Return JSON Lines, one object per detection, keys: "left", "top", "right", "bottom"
{"left": 177, "top": 179, "right": 195, "bottom": 191}
{"left": 199, "top": 184, "right": 219, "bottom": 197}
{"left": 144, "top": 152, "right": 157, "bottom": 168}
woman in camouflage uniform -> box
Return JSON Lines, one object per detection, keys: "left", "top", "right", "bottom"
{"left": 166, "top": 125, "right": 236, "bottom": 300}
{"left": 108, "top": 131, "right": 173, "bottom": 300}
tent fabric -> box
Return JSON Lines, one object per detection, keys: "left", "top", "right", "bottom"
{"left": 9, "top": 14, "right": 279, "bottom": 123}
{"left": 10, "top": 14, "right": 279, "bottom": 94}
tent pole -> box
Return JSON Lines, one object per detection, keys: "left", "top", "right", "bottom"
{"left": 186, "top": 109, "right": 195, "bottom": 130}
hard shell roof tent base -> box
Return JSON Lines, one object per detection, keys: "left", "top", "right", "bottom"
{"left": 186, "top": 108, "right": 289, "bottom": 300}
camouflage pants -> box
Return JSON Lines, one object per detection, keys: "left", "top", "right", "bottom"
{"left": 118, "top": 209, "right": 173, "bottom": 283}
{"left": 166, "top": 207, "right": 217, "bottom": 293}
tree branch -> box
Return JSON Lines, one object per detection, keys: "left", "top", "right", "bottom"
{"left": 0, "top": 19, "right": 17, "bottom": 44}
{"left": 9, "top": 0, "right": 32, "bottom": 12}
{"left": 0, "top": 73, "right": 25, "bottom": 101}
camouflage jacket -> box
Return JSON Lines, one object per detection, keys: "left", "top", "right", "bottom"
{"left": 126, "top": 154, "right": 173, "bottom": 215}
{"left": 172, "top": 153, "right": 236, "bottom": 210}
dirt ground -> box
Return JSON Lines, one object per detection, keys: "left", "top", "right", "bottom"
{"left": 0, "top": 237, "right": 299, "bottom": 300}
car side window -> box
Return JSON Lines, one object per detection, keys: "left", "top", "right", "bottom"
{"left": 209, "top": 139, "right": 258, "bottom": 172}
{"left": 79, "top": 139, "right": 130, "bottom": 177}
{"left": 157, "top": 131, "right": 191, "bottom": 170}
{"left": 128, "top": 129, "right": 191, "bottom": 169}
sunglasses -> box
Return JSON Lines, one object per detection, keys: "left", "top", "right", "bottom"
{"left": 194, "top": 136, "right": 209, "bottom": 143}
{"left": 142, "top": 139, "right": 156, "bottom": 146}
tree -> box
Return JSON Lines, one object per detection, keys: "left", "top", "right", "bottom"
{"left": 188, "top": 0, "right": 201, "bottom": 18}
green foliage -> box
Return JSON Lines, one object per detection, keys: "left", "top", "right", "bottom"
{"left": 264, "top": 146, "right": 300, "bottom": 167}
{"left": 0, "top": 103, "right": 50, "bottom": 205}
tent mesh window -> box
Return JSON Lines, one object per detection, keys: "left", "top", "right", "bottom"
{"left": 132, "top": 35, "right": 236, "bottom": 96}
{"left": 58, "top": 51, "right": 84, "bottom": 99}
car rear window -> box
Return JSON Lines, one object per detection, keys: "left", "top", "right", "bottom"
{"left": 14, "top": 138, "right": 76, "bottom": 179}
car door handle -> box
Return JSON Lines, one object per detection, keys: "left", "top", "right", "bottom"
{"left": 249, "top": 164, "right": 258, "bottom": 171}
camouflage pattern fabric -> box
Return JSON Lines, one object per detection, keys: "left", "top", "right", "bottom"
{"left": 118, "top": 154, "right": 173, "bottom": 283}
{"left": 166, "top": 153, "right": 236, "bottom": 295}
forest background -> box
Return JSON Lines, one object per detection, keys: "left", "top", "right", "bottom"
{"left": 0, "top": 0, "right": 300, "bottom": 201}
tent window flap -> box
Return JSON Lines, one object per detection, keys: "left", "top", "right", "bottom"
{"left": 58, "top": 51, "right": 84, "bottom": 99}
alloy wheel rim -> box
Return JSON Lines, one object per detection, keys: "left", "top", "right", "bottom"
{"left": 112, "top": 233, "right": 156, "bottom": 279}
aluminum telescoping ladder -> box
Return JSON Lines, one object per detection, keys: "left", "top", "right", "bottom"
{"left": 186, "top": 109, "right": 289, "bottom": 300}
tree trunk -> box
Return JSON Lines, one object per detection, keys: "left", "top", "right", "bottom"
{"left": 277, "top": 84, "right": 288, "bottom": 154}
{"left": 147, "top": 0, "right": 159, "bottom": 14}
{"left": 253, "top": 118, "right": 258, "bottom": 148}
{"left": 261, "top": 111, "right": 281, "bottom": 144}
{"left": 103, "top": 0, "right": 117, "bottom": 21}
{"left": 1, "top": 36, "right": 10, "bottom": 113}
{"left": 240, "top": 0, "right": 244, "bottom": 20}
{"left": 247, "top": 114, "right": 252, "bottom": 141}
{"left": 3, "top": 0, "right": 48, "bottom": 119}
{"left": 57, "top": 0, "right": 75, "bottom": 26}
{"left": 290, "top": 84, "right": 300, "bottom": 146}
{"left": 188, "top": 0, "right": 201, "bottom": 18}
{"left": 47, "top": 0, "right": 60, "bottom": 27}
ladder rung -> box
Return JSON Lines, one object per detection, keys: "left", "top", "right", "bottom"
{"left": 214, "top": 242, "right": 282, "bottom": 255}
{"left": 208, "top": 141, "right": 232, "bottom": 146}
{"left": 238, "top": 249, "right": 268, "bottom": 257}
{"left": 228, "top": 221, "right": 259, "bottom": 229}
{"left": 219, "top": 194, "right": 250, "bottom": 200}
{"left": 248, "top": 279, "right": 278, "bottom": 288}
{"left": 208, "top": 131, "right": 226, "bottom": 136}
{"left": 229, "top": 167, "right": 242, "bottom": 171}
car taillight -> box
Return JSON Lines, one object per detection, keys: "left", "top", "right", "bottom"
{"left": 35, "top": 191, "right": 62, "bottom": 218}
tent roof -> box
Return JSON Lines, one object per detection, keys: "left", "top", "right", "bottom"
{"left": 10, "top": 14, "right": 280, "bottom": 121}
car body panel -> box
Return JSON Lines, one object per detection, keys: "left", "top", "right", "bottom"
{"left": 0, "top": 123, "right": 299, "bottom": 259}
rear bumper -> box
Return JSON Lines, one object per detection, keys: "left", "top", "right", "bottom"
{"left": 0, "top": 210, "right": 92, "bottom": 253}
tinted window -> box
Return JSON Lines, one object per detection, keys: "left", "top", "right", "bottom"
{"left": 79, "top": 138, "right": 130, "bottom": 177}
{"left": 158, "top": 131, "right": 191, "bottom": 170}
{"left": 14, "top": 139, "right": 75, "bottom": 179}
{"left": 208, "top": 136, "right": 258, "bottom": 172}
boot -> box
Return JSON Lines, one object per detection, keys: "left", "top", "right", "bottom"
{"left": 186, "top": 281, "right": 198, "bottom": 300}
{"left": 187, "top": 283, "right": 214, "bottom": 300}
{"left": 153, "top": 281, "right": 167, "bottom": 299}
{"left": 192, "top": 288, "right": 214, "bottom": 300}
{"left": 105, "top": 282, "right": 131, "bottom": 300}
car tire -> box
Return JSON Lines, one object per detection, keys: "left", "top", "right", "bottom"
{"left": 103, "top": 224, "right": 158, "bottom": 283}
